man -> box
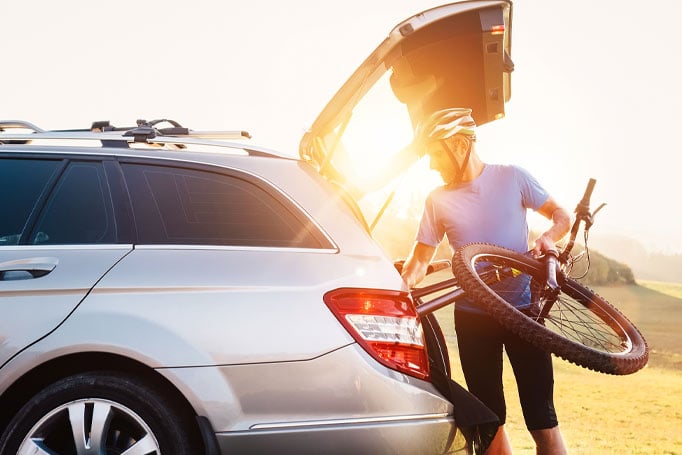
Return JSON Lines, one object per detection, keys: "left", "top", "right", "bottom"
{"left": 401, "top": 108, "right": 571, "bottom": 455}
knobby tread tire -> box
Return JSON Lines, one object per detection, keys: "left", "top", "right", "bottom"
{"left": 452, "top": 243, "right": 649, "bottom": 375}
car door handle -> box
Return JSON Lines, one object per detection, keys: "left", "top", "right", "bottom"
{"left": 0, "top": 257, "right": 59, "bottom": 280}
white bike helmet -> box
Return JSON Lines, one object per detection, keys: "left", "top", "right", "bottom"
{"left": 415, "top": 108, "right": 476, "bottom": 145}
{"left": 414, "top": 108, "right": 477, "bottom": 185}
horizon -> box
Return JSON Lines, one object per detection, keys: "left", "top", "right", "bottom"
{"left": 3, "top": 0, "right": 681, "bottom": 253}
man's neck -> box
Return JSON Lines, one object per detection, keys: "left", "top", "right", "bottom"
{"left": 461, "top": 154, "right": 485, "bottom": 182}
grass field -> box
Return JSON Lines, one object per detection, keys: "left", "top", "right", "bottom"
{"left": 430, "top": 280, "right": 682, "bottom": 454}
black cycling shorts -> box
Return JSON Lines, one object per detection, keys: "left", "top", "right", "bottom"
{"left": 454, "top": 309, "right": 559, "bottom": 431}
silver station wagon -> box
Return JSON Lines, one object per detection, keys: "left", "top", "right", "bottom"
{"left": 0, "top": 1, "right": 513, "bottom": 454}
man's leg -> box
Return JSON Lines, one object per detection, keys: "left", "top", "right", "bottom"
{"left": 530, "top": 426, "right": 567, "bottom": 455}
{"left": 485, "top": 425, "right": 513, "bottom": 455}
{"left": 504, "top": 330, "right": 566, "bottom": 454}
{"left": 455, "top": 310, "right": 511, "bottom": 454}
{"left": 455, "top": 310, "right": 507, "bottom": 422}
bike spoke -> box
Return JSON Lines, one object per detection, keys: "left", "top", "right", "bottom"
{"left": 476, "top": 258, "right": 630, "bottom": 355}
{"left": 545, "top": 296, "right": 628, "bottom": 353}
{"left": 456, "top": 243, "right": 648, "bottom": 374}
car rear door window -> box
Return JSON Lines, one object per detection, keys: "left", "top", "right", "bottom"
{"left": 30, "top": 161, "right": 116, "bottom": 245}
{"left": 122, "top": 163, "right": 329, "bottom": 248}
{"left": 0, "top": 158, "right": 61, "bottom": 246}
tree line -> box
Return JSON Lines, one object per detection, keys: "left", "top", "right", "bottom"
{"left": 373, "top": 217, "right": 636, "bottom": 286}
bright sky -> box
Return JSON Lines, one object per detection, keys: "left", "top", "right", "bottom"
{"left": 3, "top": 0, "right": 681, "bottom": 252}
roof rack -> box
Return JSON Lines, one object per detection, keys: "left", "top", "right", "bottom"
{"left": 0, "top": 120, "right": 46, "bottom": 133}
{"left": 0, "top": 119, "right": 265, "bottom": 154}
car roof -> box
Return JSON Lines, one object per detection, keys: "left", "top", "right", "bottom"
{"left": 0, "top": 119, "right": 296, "bottom": 162}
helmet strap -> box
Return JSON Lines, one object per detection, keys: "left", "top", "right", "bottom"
{"left": 441, "top": 138, "right": 472, "bottom": 186}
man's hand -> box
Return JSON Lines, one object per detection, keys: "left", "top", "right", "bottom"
{"left": 534, "top": 196, "right": 571, "bottom": 257}
{"left": 400, "top": 242, "right": 436, "bottom": 288}
{"left": 533, "top": 233, "right": 557, "bottom": 257}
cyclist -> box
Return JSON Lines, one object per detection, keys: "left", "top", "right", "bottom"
{"left": 401, "top": 108, "right": 571, "bottom": 455}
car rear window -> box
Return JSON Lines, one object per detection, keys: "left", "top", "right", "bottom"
{"left": 121, "top": 162, "right": 331, "bottom": 248}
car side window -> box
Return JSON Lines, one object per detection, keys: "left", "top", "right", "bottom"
{"left": 122, "top": 163, "right": 329, "bottom": 248}
{"left": 30, "top": 161, "right": 116, "bottom": 245}
{"left": 0, "top": 158, "right": 61, "bottom": 246}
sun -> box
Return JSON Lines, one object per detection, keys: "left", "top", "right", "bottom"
{"left": 335, "top": 72, "right": 446, "bottom": 227}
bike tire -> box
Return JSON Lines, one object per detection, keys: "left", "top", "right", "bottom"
{"left": 452, "top": 243, "right": 649, "bottom": 375}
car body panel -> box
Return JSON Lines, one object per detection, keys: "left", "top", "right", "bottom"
{"left": 158, "top": 345, "right": 451, "bottom": 433}
{"left": 35, "top": 246, "right": 404, "bottom": 366}
{"left": 0, "top": 245, "right": 131, "bottom": 367}
{"left": 215, "top": 417, "right": 462, "bottom": 455}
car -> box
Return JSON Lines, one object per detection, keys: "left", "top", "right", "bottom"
{"left": 0, "top": 1, "right": 513, "bottom": 454}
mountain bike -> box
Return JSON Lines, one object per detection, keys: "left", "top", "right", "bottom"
{"left": 411, "top": 179, "right": 649, "bottom": 375}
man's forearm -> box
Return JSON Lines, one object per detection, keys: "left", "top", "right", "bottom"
{"left": 543, "top": 207, "right": 571, "bottom": 242}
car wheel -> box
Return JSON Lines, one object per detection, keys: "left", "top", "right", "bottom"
{"left": 0, "top": 371, "right": 200, "bottom": 455}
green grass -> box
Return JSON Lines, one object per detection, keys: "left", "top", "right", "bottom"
{"left": 428, "top": 281, "right": 682, "bottom": 454}
{"left": 501, "top": 360, "right": 682, "bottom": 454}
{"left": 639, "top": 280, "right": 682, "bottom": 299}
{"left": 597, "top": 283, "right": 682, "bottom": 370}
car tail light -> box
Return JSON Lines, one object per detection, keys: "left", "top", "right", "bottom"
{"left": 324, "top": 288, "right": 429, "bottom": 380}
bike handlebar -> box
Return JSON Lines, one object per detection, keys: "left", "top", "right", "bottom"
{"left": 576, "top": 178, "right": 596, "bottom": 216}
{"left": 559, "top": 178, "right": 598, "bottom": 263}
{"left": 580, "top": 178, "right": 596, "bottom": 204}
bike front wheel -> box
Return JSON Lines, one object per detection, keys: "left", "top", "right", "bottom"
{"left": 452, "top": 243, "right": 649, "bottom": 375}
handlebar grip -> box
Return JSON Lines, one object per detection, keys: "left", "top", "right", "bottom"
{"left": 545, "top": 251, "right": 560, "bottom": 291}
{"left": 580, "top": 178, "right": 596, "bottom": 206}
{"left": 426, "top": 259, "right": 452, "bottom": 275}
{"left": 575, "top": 178, "right": 596, "bottom": 216}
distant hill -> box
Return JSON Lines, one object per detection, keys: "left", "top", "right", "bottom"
{"left": 590, "top": 233, "right": 682, "bottom": 283}
{"left": 569, "top": 247, "right": 635, "bottom": 285}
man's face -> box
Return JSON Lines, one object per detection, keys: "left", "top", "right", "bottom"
{"left": 426, "top": 136, "right": 469, "bottom": 183}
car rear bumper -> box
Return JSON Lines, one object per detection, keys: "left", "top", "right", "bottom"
{"left": 215, "top": 413, "right": 466, "bottom": 454}
{"left": 160, "top": 344, "right": 465, "bottom": 453}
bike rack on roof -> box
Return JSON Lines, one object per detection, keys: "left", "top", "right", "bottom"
{"left": 0, "top": 118, "right": 269, "bottom": 155}
{"left": 90, "top": 119, "right": 252, "bottom": 142}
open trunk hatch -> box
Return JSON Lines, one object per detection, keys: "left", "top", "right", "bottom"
{"left": 300, "top": 0, "right": 513, "bottom": 199}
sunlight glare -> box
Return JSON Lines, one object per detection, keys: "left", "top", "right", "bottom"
{"left": 336, "top": 71, "right": 446, "bottom": 227}
{"left": 340, "top": 72, "right": 414, "bottom": 190}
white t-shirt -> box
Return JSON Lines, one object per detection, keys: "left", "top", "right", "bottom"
{"left": 417, "top": 163, "right": 549, "bottom": 252}
{"left": 416, "top": 164, "right": 549, "bottom": 313}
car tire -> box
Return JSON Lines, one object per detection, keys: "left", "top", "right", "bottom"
{"left": 0, "top": 371, "right": 200, "bottom": 455}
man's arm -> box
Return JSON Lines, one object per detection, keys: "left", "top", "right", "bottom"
{"left": 400, "top": 242, "right": 437, "bottom": 288}
{"left": 533, "top": 196, "right": 571, "bottom": 256}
